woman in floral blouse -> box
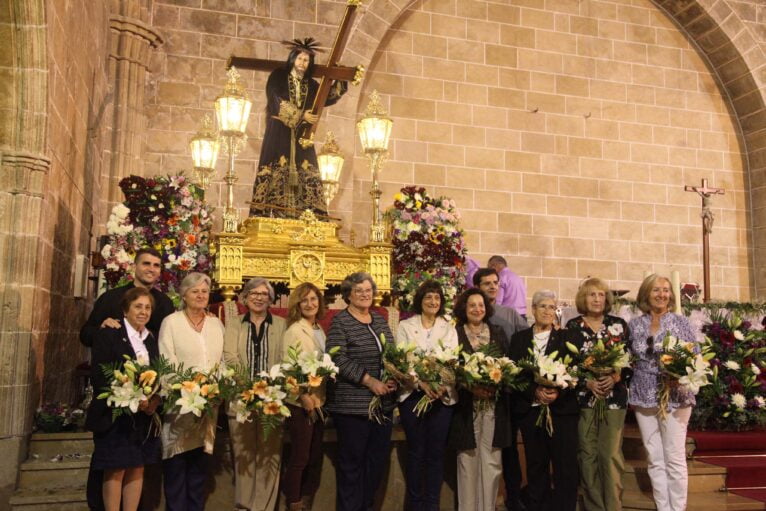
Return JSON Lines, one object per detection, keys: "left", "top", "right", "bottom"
{"left": 565, "top": 278, "right": 631, "bottom": 511}
{"left": 628, "top": 274, "right": 698, "bottom": 511}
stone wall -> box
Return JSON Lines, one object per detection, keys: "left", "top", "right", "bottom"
{"left": 358, "top": 0, "right": 754, "bottom": 302}
{"left": 143, "top": 0, "right": 764, "bottom": 304}
{"left": 39, "top": 0, "right": 112, "bottom": 401}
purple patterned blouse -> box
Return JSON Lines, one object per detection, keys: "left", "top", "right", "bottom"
{"left": 627, "top": 312, "right": 699, "bottom": 410}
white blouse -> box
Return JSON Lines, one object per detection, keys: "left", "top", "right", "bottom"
{"left": 158, "top": 310, "right": 225, "bottom": 459}
{"left": 396, "top": 315, "right": 459, "bottom": 406}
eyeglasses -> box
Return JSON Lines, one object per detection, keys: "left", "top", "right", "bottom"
{"left": 353, "top": 288, "right": 373, "bottom": 296}
{"left": 535, "top": 304, "right": 557, "bottom": 311}
{"left": 248, "top": 291, "right": 270, "bottom": 299}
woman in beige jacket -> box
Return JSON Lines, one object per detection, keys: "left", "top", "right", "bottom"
{"left": 223, "top": 277, "right": 286, "bottom": 511}
{"left": 282, "top": 283, "right": 328, "bottom": 511}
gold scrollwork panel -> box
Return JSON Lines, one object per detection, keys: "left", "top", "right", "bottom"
{"left": 242, "top": 257, "right": 290, "bottom": 281}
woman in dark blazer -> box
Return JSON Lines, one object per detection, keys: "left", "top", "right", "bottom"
{"left": 448, "top": 288, "right": 513, "bottom": 511}
{"left": 325, "top": 272, "right": 396, "bottom": 511}
{"left": 86, "top": 287, "right": 161, "bottom": 511}
{"left": 509, "top": 289, "right": 581, "bottom": 511}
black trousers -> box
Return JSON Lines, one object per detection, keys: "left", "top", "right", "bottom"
{"left": 502, "top": 420, "right": 523, "bottom": 507}
{"left": 162, "top": 447, "right": 210, "bottom": 511}
{"left": 332, "top": 412, "right": 393, "bottom": 511}
{"left": 398, "top": 393, "right": 454, "bottom": 511}
{"left": 518, "top": 411, "right": 579, "bottom": 511}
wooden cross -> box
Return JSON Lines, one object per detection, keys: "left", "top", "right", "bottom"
{"left": 227, "top": 0, "right": 363, "bottom": 146}
{"left": 684, "top": 178, "right": 724, "bottom": 302}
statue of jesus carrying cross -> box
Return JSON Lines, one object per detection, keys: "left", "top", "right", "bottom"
{"left": 229, "top": 1, "right": 364, "bottom": 219}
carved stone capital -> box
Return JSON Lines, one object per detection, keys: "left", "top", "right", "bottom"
{"left": 0, "top": 149, "right": 51, "bottom": 197}
{"left": 109, "top": 14, "right": 163, "bottom": 67}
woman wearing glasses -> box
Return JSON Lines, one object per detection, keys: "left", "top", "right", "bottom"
{"left": 223, "top": 277, "right": 286, "bottom": 511}
{"left": 628, "top": 274, "right": 697, "bottom": 511}
{"left": 325, "top": 272, "right": 396, "bottom": 511}
{"left": 509, "top": 290, "right": 581, "bottom": 511}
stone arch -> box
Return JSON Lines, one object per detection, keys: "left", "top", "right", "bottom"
{"left": 341, "top": 0, "right": 766, "bottom": 297}
{"left": 0, "top": 0, "right": 49, "bottom": 499}
{"left": 650, "top": 0, "right": 766, "bottom": 295}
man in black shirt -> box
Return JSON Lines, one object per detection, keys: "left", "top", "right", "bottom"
{"left": 80, "top": 247, "right": 175, "bottom": 510}
{"left": 80, "top": 248, "right": 175, "bottom": 347}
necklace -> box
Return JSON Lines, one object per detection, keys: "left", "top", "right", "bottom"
{"left": 583, "top": 315, "right": 603, "bottom": 333}
{"left": 184, "top": 310, "right": 205, "bottom": 331}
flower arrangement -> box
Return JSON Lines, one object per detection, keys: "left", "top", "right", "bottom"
{"left": 97, "top": 355, "right": 169, "bottom": 418}
{"left": 691, "top": 313, "right": 766, "bottom": 431}
{"left": 410, "top": 342, "right": 462, "bottom": 416}
{"left": 163, "top": 364, "right": 229, "bottom": 418}
{"left": 519, "top": 346, "right": 579, "bottom": 435}
{"left": 228, "top": 365, "right": 292, "bottom": 437}
{"left": 367, "top": 334, "right": 417, "bottom": 423}
{"left": 458, "top": 344, "right": 526, "bottom": 412}
{"left": 280, "top": 345, "right": 340, "bottom": 422}
{"left": 34, "top": 403, "right": 85, "bottom": 433}
{"left": 655, "top": 333, "right": 713, "bottom": 420}
{"left": 576, "top": 325, "right": 632, "bottom": 423}
{"left": 100, "top": 175, "right": 213, "bottom": 305}
{"left": 387, "top": 186, "right": 467, "bottom": 312}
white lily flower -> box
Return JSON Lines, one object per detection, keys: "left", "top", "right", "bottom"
{"left": 176, "top": 386, "right": 207, "bottom": 417}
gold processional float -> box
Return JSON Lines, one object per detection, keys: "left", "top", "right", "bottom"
{"left": 189, "top": 66, "right": 393, "bottom": 303}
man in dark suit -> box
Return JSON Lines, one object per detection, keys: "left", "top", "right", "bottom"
{"left": 80, "top": 247, "right": 174, "bottom": 511}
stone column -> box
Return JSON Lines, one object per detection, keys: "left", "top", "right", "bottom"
{"left": 105, "top": 12, "right": 162, "bottom": 207}
{"left": 0, "top": 0, "right": 49, "bottom": 502}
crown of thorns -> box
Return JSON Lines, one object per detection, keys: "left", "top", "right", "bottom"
{"left": 282, "top": 37, "right": 324, "bottom": 55}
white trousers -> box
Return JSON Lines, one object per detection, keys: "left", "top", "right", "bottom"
{"left": 634, "top": 406, "right": 692, "bottom": 511}
{"left": 456, "top": 406, "right": 502, "bottom": 511}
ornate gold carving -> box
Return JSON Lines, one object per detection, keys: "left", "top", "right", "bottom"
{"left": 212, "top": 214, "right": 391, "bottom": 298}
{"left": 352, "top": 65, "right": 365, "bottom": 86}
{"left": 324, "top": 261, "right": 364, "bottom": 280}
{"left": 291, "top": 210, "right": 326, "bottom": 242}
{"left": 290, "top": 251, "right": 325, "bottom": 287}
{"left": 242, "top": 257, "right": 289, "bottom": 278}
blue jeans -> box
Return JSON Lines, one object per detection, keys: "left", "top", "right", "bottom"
{"left": 399, "top": 392, "right": 454, "bottom": 511}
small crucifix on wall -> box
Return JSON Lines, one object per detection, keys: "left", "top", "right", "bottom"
{"left": 684, "top": 178, "right": 724, "bottom": 302}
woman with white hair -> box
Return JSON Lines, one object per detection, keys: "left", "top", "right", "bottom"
{"left": 159, "top": 272, "right": 225, "bottom": 511}
{"left": 223, "top": 277, "right": 287, "bottom": 511}
{"left": 509, "top": 289, "right": 581, "bottom": 511}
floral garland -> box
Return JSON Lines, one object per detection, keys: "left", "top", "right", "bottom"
{"left": 387, "top": 186, "right": 467, "bottom": 312}
{"left": 690, "top": 312, "right": 766, "bottom": 431}
{"left": 100, "top": 175, "right": 213, "bottom": 304}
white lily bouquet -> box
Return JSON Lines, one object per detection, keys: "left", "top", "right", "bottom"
{"left": 520, "top": 345, "right": 579, "bottom": 436}
{"left": 655, "top": 333, "right": 713, "bottom": 419}
{"left": 410, "top": 342, "right": 462, "bottom": 417}
{"left": 96, "top": 355, "right": 172, "bottom": 434}
{"left": 162, "top": 364, "right": 230, "bottom": 418}
{"left": 368, "top": 334, "right": 418, "bottom": 423}
{"left": 457, "top": 344, "right": 526, "bottom": 412}
{"left": 228, "top": 364, "right": 292, "bottom": 437}
{"left": 280, "top": 345, "right": 340, "bottom": 422}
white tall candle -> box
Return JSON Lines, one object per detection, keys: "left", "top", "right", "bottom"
{"left": 671, "top": 270, "right": 681, "bottom": 313}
